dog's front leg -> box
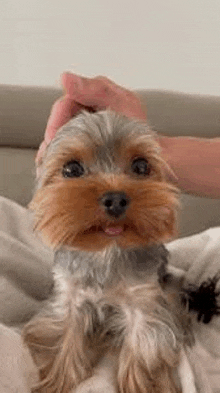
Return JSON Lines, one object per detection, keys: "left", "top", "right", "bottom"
{"left": 23, "top": 288, "right": 107, "bottom": 393}
{"left": 74, "top": 352, "right": 118, "bottom": 393}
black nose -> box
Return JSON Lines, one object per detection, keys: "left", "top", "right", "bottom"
{"left": 101, "top": 192, "right": 129, "bottom": 218}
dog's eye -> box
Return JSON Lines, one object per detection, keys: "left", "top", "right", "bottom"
{"left": 62, "top": 160, "right": 85, "bottom": 178}
{"left": 131, "top": 158, "right": 150, "bottom": 176}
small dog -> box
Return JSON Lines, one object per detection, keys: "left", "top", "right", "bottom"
{"left": 23, "top": 111, "right": 205, "bottom": 393}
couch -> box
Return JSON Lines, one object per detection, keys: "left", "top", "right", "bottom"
{"left": 1, "top": 84, "right": 220, "bottom": 237}
{"left": 0, "top": 85, "right": 220, "bottom": 392}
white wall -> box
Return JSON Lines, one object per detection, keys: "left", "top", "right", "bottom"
{"left": 1, "top": 0, "right": 220, "bottom": 95}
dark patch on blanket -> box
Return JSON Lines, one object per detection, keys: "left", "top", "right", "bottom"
{"left": 182, "top": 274, "right": 220, "bottom": 324}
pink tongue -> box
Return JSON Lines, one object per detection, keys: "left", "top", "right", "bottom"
{"left": 104, "top": 226, "right": 123, "bottom": 236}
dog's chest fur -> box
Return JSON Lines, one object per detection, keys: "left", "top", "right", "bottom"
{"left": 55, "top": 244, "right": 168, "bottom": 288}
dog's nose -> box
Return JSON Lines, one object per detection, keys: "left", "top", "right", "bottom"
{"left": 101, "top": 192, "right": 129, "bottom": 218}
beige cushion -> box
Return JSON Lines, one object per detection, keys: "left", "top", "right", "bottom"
{"left": 0, "top": 84, "right": 220, "bottom": 236}
{"left": 0, "top": 85, "right": 220, "bottom": 391}
{"left": 0, "top": 148, "right": 36, "bottom": 207}
{"left": 1, "top": 85, "right": 220, "bottom": 149}
{"left": 0, "top": 84, "right": 61, "bottom": 148}
{"left": 137, "top": 90, "right": 220, "bottom": 138}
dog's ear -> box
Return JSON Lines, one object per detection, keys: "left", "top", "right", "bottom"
{"left": 35, "top": 140, "right": 51, "bottom": 179}
{"left": 155, "top": 135, "right": 178, "bottom": 184}
{"left": 36, "top": 162, "right": 43, "bottom": 179}
{"left": 161, "top": 160, "right": 178, "bottom": 184}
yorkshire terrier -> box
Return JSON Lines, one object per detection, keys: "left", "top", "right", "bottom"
{"left": 22, "top": 111, "right": 206, "bottom": 393}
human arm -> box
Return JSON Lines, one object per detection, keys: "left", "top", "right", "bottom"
{"left": 37, "top": 72, "right": 220, "bottom": 198}
{"left": 159, "top": 135, "right": 220, "bottom": 198}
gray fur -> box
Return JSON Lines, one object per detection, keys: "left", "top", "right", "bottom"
{"left": 40, "top": 110, "right": 159, "bottom": 179}
{"left": 24, "top": 111, "right": 206, "bottom": 393}
{"left": 55, "top": 244, "right": 169, "bottom": 288}
{"left": 42, "top": 111, "right": 168, "bottom": 288}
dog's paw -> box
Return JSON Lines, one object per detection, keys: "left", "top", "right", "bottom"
{"left": 74, "top": 375, "right": 117, "bottom": 393}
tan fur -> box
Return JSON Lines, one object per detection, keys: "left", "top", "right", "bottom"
{"left": 23, "top": 281, "right": 186, "bottom": 393}
{"left": 23, "top": 278, "right": 106, "bottom": 392}
{"left": 30, "top": 175, "right": 178, "bottom": 251}
{"left": 23, "top": 111, "right": 189, "bottom": 392}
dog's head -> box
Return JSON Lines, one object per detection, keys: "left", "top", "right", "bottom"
{"left": 31, "top": 111, "right": 178, "bottom": 251}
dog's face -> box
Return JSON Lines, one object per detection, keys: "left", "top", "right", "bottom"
{"left": 31, "top": 111, "right": 178, "bottom": 251}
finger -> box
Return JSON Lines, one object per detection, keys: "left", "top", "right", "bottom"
{"left": 44, "top": 96, "right": 83, "bottom": 145}
{"left": 61, "top": 72, "right": 84, "bottom": 97}
{"left": 61, "top": 72, "right": 147, "bottom": 120}
{"left": 62, "top": 73, "right": 124, "bottom": 108}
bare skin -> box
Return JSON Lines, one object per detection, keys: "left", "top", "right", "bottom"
{"left": 37, "top": 73, "right": 220, "bottom": 198}
{"left": 160, "top": 135, "right": 220, "bottom": 198}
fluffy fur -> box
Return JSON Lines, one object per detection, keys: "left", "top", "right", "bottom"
{"left": 23, "top": 111, "right": 197, "bottom": 392}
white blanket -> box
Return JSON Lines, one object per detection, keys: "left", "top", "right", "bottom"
{"left": 0, "top": 196, "right": 220, "bottom": 392}
{"left": 0, "top": 196, "right": 54, "bottom": 326}
{"left": 168, "top": 229, "right": 220, "bottom": 393}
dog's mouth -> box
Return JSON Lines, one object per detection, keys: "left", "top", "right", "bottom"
{"left": 82, "top": 223, "right": 131, "bottom": 237}
{"left": 103, "top": 225, "right": 124, "bottom": 236}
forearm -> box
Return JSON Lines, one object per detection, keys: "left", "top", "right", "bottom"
{"left": 159, "top": 136, "right": 220, "bottom": 198}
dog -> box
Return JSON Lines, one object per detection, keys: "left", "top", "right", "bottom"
{"left": 22, "top": 110, "right": 209, "bottom": 393}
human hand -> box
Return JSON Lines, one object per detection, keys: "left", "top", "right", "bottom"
{"left": 36, "top": 73, "right": 147, "bottom": 166}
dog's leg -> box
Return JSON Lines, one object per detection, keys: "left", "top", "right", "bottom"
{"left": 110, "top": 298, "right": 181, "bottom": 393}
{"left": 74, "top": 352, "right": 118, "bottom": 393}
{"left": 23, "top": 292, "right": 106, "bottom": 392}
{"left": 117, "top": 336, "right": 180, "bottom": 393}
